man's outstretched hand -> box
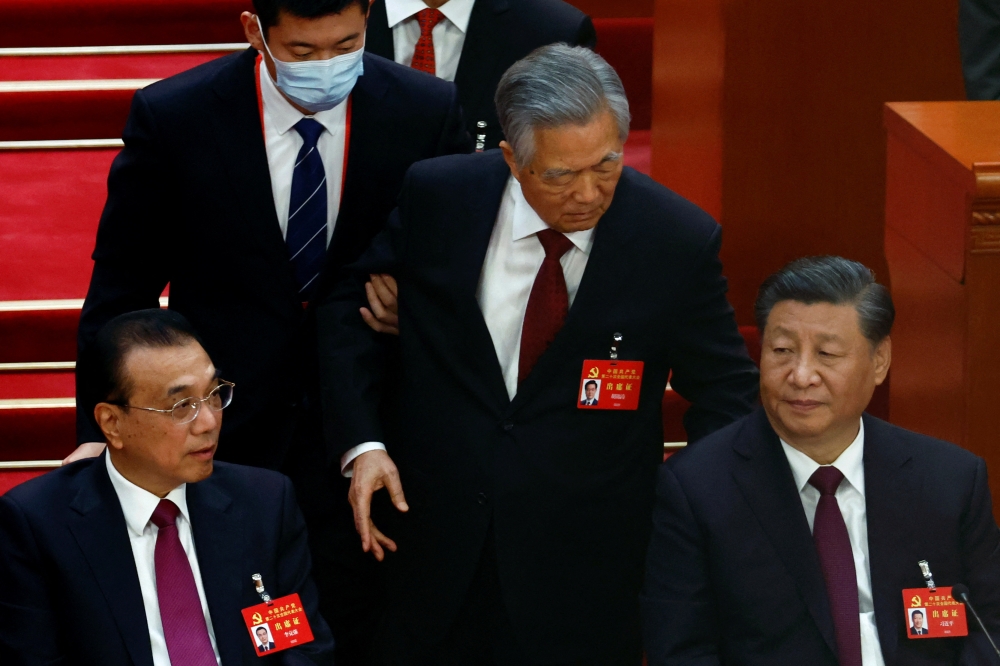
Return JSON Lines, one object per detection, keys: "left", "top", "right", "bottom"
{"left": 361, "top": 273, "right": 399, "bottom": 335}
{"left": 62, "top": 441, "right": 106, "bottom": 465}
{"left": 348, "top": 449, "right": 409, "bottom": 561}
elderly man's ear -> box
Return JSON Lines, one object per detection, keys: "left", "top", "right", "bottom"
{"left": 93, "top": 403, "right": 124, "bottom": 450}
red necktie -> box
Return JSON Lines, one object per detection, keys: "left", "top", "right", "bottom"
{"left": 809, "top": 467, "right": 863, "bottom": 666}
{"left": 518, "top": 229, "right": 575, "bottom": 383}
{"left": 410, "top": 8, "right": 445, "bottom": 75}
{"left": 151, "top": 499, "right": 218, "bottom": 666}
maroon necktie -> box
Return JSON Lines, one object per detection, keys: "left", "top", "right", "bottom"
{"left": 410, "top": 8, "right": 445, "bottom": 75}
{"left": 518, "top": 229, "right": 575, "bottom": 383}
{"left": 809, "top": 467, "right": 863, "bottom": 666}
{"left": 151, "top": 499, "right": 218, "bottom": 666}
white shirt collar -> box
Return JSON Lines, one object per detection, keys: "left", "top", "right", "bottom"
{"left": 508, "top": 177, "right": 595, "bottom": 254}
{"left": 105, "top": 451, "right": 189, "bottom": 538}
{"left": 384, "top": 0, "right": 476, "bottom": 33}
{"left": 259, "top": 57, "right": 350, "bottom": 137}
{"left": 780, "top": 418, "right": 866, "bottom": 497}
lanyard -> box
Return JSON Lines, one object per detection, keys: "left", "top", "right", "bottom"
{"left": 254, "top": 53, "right": 353, "bottom": 209}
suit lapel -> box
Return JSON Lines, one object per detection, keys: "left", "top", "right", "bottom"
{"left": 508, "top": 169, "right": 642, "bottom": 414}
{"left": 210, "top": 48, "right": 298, "bottom": 300}
{"left": 365, "top": 1, "right": 395, "bottom": 60}
{"left": 67, "top": 456, "right": 154, "bottom": 666}
{"left": 188, "top": 478, "right": 245, "bottom": 665}
{"left": 862, "top": 415, "right": 918, "bottom": 666}
{"left": 730, "top": 409, "right": 839, "bottom": 657}
{"left": 454, "top": 0, "right": 510, "bottom": 129}
{"left": 450, "top": 152, "right": 515, "bottom": 411}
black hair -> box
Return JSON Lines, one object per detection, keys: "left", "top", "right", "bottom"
{"left": 253, "top": 0, "right": 370, "bottom": 35}
{"left": 79, "top": 309, "right": 207, "bottom": 418}
{"left": 754, "top": 256, "right": 894, "bottom": 346}
{"left": 911, "top": 610, "right": 924, "bottom": 618}
{"left": 585, "top": 380, "right": 598, "bottom": 389}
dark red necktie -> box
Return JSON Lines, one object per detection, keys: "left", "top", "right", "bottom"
{"left": 410, "top": 8, "right": 445, "bottom": 75}
{"left": 518, "top": 229, "right": 575, "bottom": 384}
{"left": 809, "top": 467, "right": 863, "bottom": 666}
{"left": 151, "top": 499, "right": 218, "bottom": 666}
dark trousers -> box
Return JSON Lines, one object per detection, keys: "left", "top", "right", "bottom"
{"left": 281, "top": 407, "right": 386, "bottom": 666}
{"left": 376, "top": 526, "right": 641, "bottom": 666}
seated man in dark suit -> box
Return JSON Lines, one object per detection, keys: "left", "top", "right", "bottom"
{"left": 366, "top": 0, "right": 596, "bottom": 150}
{"left": 65, "top": 0, "right": 471, "bottom": 660}
{"left": 0, "top": 309, "right": 334, "bottom": 665}
{"left": 642, "top": 256, "right": 1000, "bottom": 665}
{"left": 317, "top": 44, "right": 758, "bottom": 665}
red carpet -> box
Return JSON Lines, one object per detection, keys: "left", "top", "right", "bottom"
{"left": 0, "top": 371, "right": 75, "bottom": 399}
{"left": 1, "top": 0, "right": 251, "bottom": 48}
{"left": 0, "top": 148, "right": 118, "bottom": 300}
{"left": 0, "top": 309, "right": 80, "bottom": 363}
{"left": 0, "top": 470, "right": 50, "bottom": 496}
{"left": 0, "top": 52, "right": 234, "bottom": 81}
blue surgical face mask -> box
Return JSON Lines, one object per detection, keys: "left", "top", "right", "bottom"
{"left": 257, "top": 16, "right": 364, "bottom": 112}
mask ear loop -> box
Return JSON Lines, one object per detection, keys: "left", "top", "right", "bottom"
{"left": 256, "top": 16, "right": 279, "bottom": 63}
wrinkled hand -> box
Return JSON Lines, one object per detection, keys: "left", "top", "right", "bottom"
{"left": 360, "top": 273, "right": 399, "bottom": 336}
{"left": 348, "top": 449, "right": 408, "bottom": 561}
{"left": 62, "top": 441, "right": 106, "bottom": 465}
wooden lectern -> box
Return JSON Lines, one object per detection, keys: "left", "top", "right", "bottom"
{"left": 884, "top": 102, "right": 1000, "bottom": 520}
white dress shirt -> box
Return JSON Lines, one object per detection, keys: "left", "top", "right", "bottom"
{"left": 106, "top": 454, "right": 222, "bottom": 666}
{"left": 340, "top": 176, "right": 594, "bottom": 474}
{"left": 384, "top": 0, "right": 476, "bottom": 81}
{"left": 259, "top": 57, "right": 349, "bottom": 246}
{"left": 780, "top": 420, "right": 886, "bottom": 666}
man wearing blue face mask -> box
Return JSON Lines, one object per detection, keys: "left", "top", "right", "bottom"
{"left": 71, "top": 1, "right": 473, "bottom": 663}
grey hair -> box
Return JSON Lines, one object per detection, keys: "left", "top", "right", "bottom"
{"left": 754, "top": 256, "right": 895, "bottom": 346}
{"left": 495, "top": 43, "right": 631, "bottom": 169}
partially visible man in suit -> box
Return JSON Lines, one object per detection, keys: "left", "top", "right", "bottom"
{"left": 67, "top": 0, "right": 471, "bottom": 660}
{"left": 641, "top": 256, "right": 1000, "bottom": 665}
{"left": 317, "top": 45, "right": 758, "bottom": 664}
{"left": 960, "top": 0, "right": 1000, "bottom": 99}
{"left": 366, "top": 0, "right": 595, "bottom": 150}
{"left": 581, "top": 379, "right": 598, "bottom": 405}
{"left": 0, "top": 309, "right": 334, "bottom": 665}
{"left": 258, "top": 626, "right": 278, "bottom": 652}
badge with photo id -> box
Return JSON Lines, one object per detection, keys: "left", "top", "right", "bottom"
{"left": 902, "top": 587, "right": 968, "bottom": 639}
{"left": 578, "top": 360, "right": 644, "bottom": 410}
{"left": 242, "top": 575, "right": 314, "bottom": 656}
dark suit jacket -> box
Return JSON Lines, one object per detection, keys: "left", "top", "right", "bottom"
{"left": 641, "top": 408, "right": 1000, "bottom": 666}
{"left": 259, "top": 641, "right": 277, "bottom": 652}
{"left": 316, "top": 151, "right": 759, "bottom": 661}
{"left": 366, "top": 0, "right": 596, "bottom": 151}
{"left": 76, "top": 48, "right": 472, "bottom": 467}
{"left": 0, "top": 454, "right": 335, "bottom": 665}
{"left": 960, "top": 0, "right": 1000, "bottom": 100}
{"left": 912, "top": 627, "right": 930, "bottom": 636}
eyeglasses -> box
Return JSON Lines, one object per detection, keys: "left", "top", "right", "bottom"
{"left": 110, "top": 381, "right": 234, "bottom": 425}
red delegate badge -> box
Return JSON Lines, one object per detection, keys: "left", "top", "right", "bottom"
{"left": 242, "top": 593, "right": 315, "bottom": 656}
{"left": 902, "top": 587, "right": 968, "bottom": 639}
{"left": 578, "top": 360, "right": 644, "bottom": 410}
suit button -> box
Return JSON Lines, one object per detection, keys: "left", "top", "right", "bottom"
{"left": 477, "top": 492, "right": 488, "bottom": 505}
{"left": 502, "top": 421, "right": 514, "bottom": 432}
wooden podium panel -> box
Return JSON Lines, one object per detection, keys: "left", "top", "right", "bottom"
{"left": 652, "top": 0, "right": 966, "bottom": 325}
{"left": 885, "top": 102, "right": 1000, "bottom": 520}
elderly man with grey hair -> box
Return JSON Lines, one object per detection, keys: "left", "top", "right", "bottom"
{"left": 316, "top": 44, "right": 759, "bottom": 664}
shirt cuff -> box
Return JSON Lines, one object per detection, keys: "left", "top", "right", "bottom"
{"left": 340, "top": 442, "right": 387, "bottom": 477}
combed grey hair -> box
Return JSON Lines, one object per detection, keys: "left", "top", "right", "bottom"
{"left": 754, "top": 256, "right": 895, "bottom": 346}
{"left": 495, "top": 43, "right": 631, "bottom": 169}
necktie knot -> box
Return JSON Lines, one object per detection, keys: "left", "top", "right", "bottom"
{"left": 537, "top": 228, "right": 575, "bottom": 260}
{"left": 151, "top": 499, "right": 181, "bottom": 529}
{"left": 294, "top": 117, "right": 325, "bottom": 148}
{"left": 809, "top": 466, "right": 845, "bottom": 496}
{"left": 416, "top": 8, "right": 445, "bottom": 33}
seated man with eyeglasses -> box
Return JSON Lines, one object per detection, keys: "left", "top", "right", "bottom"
{"left": 0, "top": 309, "right": 335, "bottom": 665}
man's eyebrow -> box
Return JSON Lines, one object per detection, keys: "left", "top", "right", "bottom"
{"left": 541, "top": 152, "right": 623, "bottom": 179}
{"left": 336, "top": 32, "right": 361, "bottom": 45}
{"left": 165, "top": 368, "right": 220, "bottom": 397}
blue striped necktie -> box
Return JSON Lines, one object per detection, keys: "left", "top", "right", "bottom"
{"left": 287, "top": 118, "right": 328, "bottom": 299}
